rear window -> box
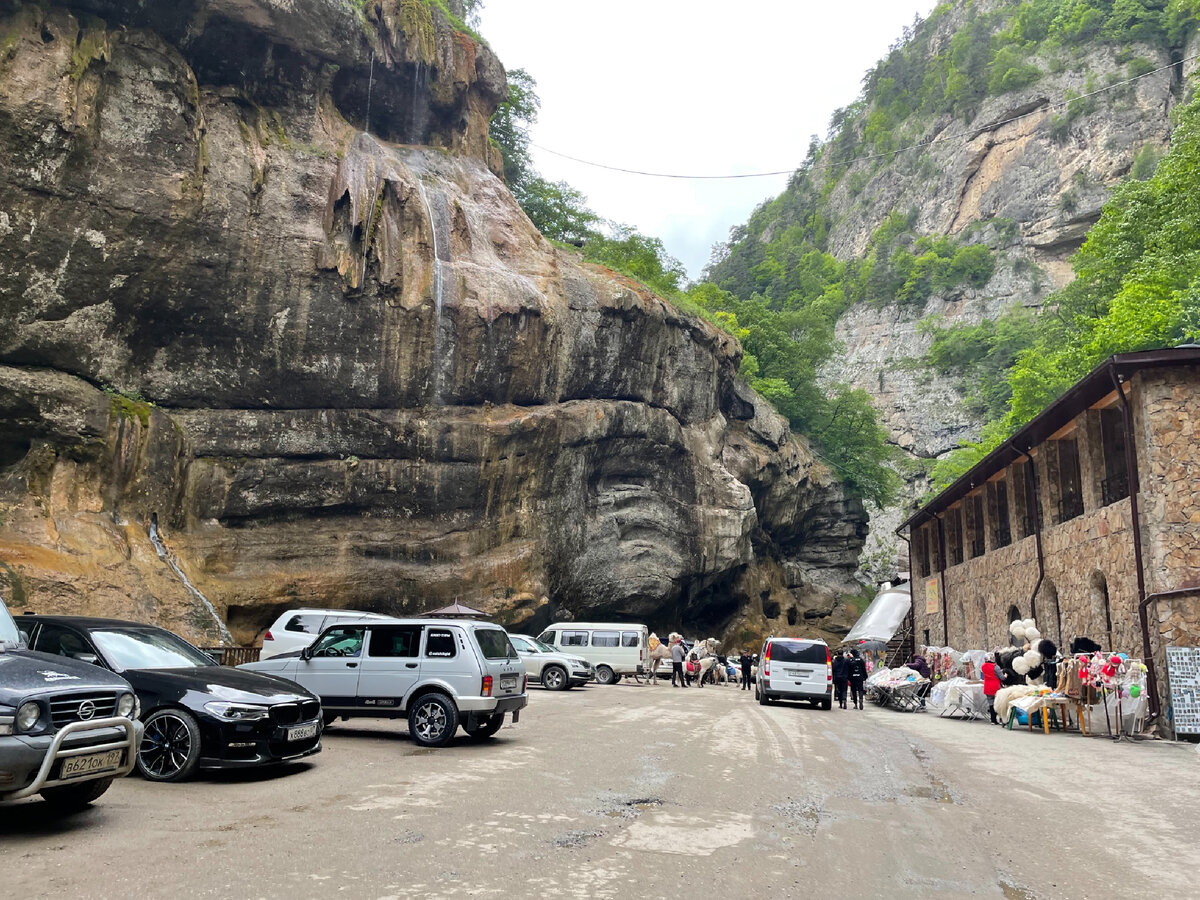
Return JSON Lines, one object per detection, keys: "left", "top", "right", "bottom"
{"left": 591, "top": 631, "right": 620, "bottom": 647}
{"left": 559, "top": 630, "right": 589, "bottom": 647}
{"left": 285, "top": 614, "right": 323, "bottom": 633}
{"left": 368, "top": 625, "right": 421, "bottom": 658}
{"left": 621, "top": 631, "right": 640, "bottom": 648}
{"left": 768, "top": 641, "right": 827, "bottom": 664}
{"left": 474, "top": 629, "right": 516, "bottom": 660}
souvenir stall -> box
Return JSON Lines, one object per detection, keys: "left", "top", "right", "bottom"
{"left": 921, "top": 646, "right": 988, "bottom": 719}
{"left": 990, "top": 617, "right": 1150, "bottom": 738}
{"left": 864, "top": 665, "right": 929, "bottom": 711}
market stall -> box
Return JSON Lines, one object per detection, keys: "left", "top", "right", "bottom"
{"left": 865, "top": 666, "right": 929, "bottom": 711}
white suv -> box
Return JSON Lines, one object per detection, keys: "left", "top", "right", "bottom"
{"left": 242, "top": 617, "right": 527, "bottom": 747}
{"left": 508, "top": 634, "right": 594, "bottom": 690}
{"left": 260, "top": 608, "right": 396, "bottom": 660}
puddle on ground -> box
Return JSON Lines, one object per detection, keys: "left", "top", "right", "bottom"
{"left": 1000, "top": 880, "right": 1038, "bottom": 899}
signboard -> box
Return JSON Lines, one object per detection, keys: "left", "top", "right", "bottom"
{"left": 1165, "top": 646, "right": 1200, "bottom": 735}
{"left": 925, "top": 577, "right": 940, "bottom": 615}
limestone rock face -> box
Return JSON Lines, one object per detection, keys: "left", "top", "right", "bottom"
{"left": 808, "top": 3, "right": 1198, "bottom": 577}
{"left": 0, "top": 2, "right": 865, "bottom": 645}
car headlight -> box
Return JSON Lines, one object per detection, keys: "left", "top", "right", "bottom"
{"left": 204, "top": 701, "right": 269, "bottom": 721}
{"left": 16, "top": 700, "right": 41, "bottom": 732}
{"left": 116, "top": 692, "right": 137, "bottom": 718}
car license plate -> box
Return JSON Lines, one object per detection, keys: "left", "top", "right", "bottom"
{"left": 287, "top": 723, "right": 319, "bottom": 742}
{"left": 786, "top": 668, "right": 808, "bottom": 677}
{"left": 499, "top": 676, "right": 518, "bottom": 690}
{"left": 61, "top": 749, "right": 123, "bottom": 778}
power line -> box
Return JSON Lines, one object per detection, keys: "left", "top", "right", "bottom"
{"left": 532, "top": 54, "right": 1197, "bottom": 180}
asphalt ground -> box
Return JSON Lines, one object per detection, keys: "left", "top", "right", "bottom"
{"left": 3, "top": 678, "right": 1197, "bottom": 898}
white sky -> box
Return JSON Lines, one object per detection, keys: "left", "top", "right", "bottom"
{"left": 479, "top": 1, "right": 937, "bottom": 280}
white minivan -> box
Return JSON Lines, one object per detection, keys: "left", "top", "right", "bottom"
{"left": 535, "top": 623, "right": 649, "bottom": 685}
{"left": 755, "top": 636, "right": 833, "bottom": 709}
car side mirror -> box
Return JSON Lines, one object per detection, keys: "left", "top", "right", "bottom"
{"left": 73, "top": 653, "right": 100, "bottom": 665}
{"left": 17, "top": 629, "right": 30, "bottom": 645}
{"left": 300, "top": 646, "right": 313, "bottom": 661}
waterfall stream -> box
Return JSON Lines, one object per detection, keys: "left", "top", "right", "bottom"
{"left": 149, "top": 518, "right": 233, "bottom": 644}
{"left": 414, "top": 176, "right": 447, "bottom": 404}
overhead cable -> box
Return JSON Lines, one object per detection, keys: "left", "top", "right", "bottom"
{"left": 532, "top": 53, "right": 1198, "bottom": 180}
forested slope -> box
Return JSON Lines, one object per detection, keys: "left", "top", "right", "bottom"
{"left": 695, "top": 0, "right": 1200, "bottom": 574}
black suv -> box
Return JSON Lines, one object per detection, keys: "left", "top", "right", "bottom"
{"left": 0, "top": 598, "right": 142, "bottom": 810}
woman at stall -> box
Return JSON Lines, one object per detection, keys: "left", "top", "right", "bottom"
{"left": 982, "top": 652, "right": 1001, "bottom": 724}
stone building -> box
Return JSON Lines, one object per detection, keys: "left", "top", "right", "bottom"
{"left": 899, "top": 347, "right": 1200, "bottom": 734}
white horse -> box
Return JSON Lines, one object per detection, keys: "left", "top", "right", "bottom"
{"left": 640, "top": 632, "right": 676, "bottom": 684}
{"left": 690, "top": 638, "right": 724, "bottom": 687}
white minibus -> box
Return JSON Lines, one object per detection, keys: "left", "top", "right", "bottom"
{"left": 535, "top": 622, "right": 649, "bottom": 685}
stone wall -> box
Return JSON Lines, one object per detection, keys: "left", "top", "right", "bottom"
{"left": 909, "top": 363, "right": 1200, "bottom": 734}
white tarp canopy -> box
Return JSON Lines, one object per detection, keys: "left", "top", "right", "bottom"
{"left": 844, "top": 583, "right": 911, "bottom": 644}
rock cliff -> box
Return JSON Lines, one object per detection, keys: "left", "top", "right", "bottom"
{"left": 806, "top": 2, "right": 1200, "bottom": 574}
{"left": 0, "top": 0, "right": 866, "bottom": 646}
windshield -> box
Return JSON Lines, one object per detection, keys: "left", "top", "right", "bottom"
{"left": 0, "top": 600, "right": 23, "bottom": 649}
{"left": 532, "top": 638, "right": 557, "bottom": 653}
{"left": 92, "top": 628, "right": 217, "bottom": 670}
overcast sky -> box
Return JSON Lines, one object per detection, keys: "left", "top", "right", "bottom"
{"left": 479, "top": 1, "right": 937, "bottom": 280}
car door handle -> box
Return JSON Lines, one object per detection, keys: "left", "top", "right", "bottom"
{"left": 405, "top": 663, "right": 418, "bottom": 669}
{"left": 345, "top": 662, "right": 358, "bottom": 668}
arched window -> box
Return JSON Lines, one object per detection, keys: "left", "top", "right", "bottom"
{"left": 1039, "top": 579, "right": 1061, "bottom": 648}
{"left": 1008, "top": 605, "right": 1022, "bottom": 624}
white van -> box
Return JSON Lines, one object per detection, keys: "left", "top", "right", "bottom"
{"left": 535, "top": 623, "right": 649, "bottom": 685}
{"left": 755, "top": 636, "right": 833, "bottom": 709}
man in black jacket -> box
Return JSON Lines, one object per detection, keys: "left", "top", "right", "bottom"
{"left": 848, "top": 649, "right": 868, "bottom": 710}
{"left": 832, "top": 650, "right": 850, "bottom": 708}
{"left": 738, "top": 650, "right": 754, "bottom": 690}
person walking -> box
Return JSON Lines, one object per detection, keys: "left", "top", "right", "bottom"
{"left": 670, "top": 636, "right": 688, "bottom": 687}
{"left": 982, "top": 652, "right": 1001, "bottom": 724}
{"left": 848, "top": 648, "right": 868, "bottom": 709}
{"left": 832, "top": 650, "right": 850, "bottom": 708}
{"left": 739, "top": 649, "right": 754, "bottom": 691}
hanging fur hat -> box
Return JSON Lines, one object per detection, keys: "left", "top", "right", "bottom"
{"left": 1037, "top": 639, "right": 1057, "bottom": 659}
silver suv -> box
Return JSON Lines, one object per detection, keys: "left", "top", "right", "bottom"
{"left": 241, "top": 617, "right": 527, "bottom": 747}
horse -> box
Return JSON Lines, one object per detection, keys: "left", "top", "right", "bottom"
{"left": 690, "top": 638, "right": 724, "bottom": 687}
{"left": 640, "top": 632, "right": 676, "bottom": 684}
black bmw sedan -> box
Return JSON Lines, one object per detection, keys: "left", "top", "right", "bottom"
{"left": 19, "top": 616, "right": 322, "bottom": 782}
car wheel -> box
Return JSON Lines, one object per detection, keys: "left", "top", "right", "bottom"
{"left": 138, "top": 708, "right": 203, "bottom": 782}
{"left": 323, "top": 711, "right": 338, "bottom": 727}
{"left": 463, "top": 713, "right": 505, "bottom": 740}
{"left": 542, "top": 665, "right": 569, "bottom": 691}
{"left": 595, "top": 666, "right": 617, "bottom": 685}
{"left": 821, "top": 699, "right": 833, "bottom": 710}
{"left": 408, "top": 693, "right": 459, "bottom": 748}
{"left": 40, "top": 776, "right": 113, "bottom": 811}
{"left": 757, "top": 686, "right": 767, "bottom": 706}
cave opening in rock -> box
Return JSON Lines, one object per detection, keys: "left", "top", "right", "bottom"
{"left": 761, "top": 592, "right": 781, "bottom": 620}
{"left": 786, "top": 606, "right": 798, "bottom": 626}
{"left": 0, "top": 435, "right": 32, "bottom": 468}
{"left": 332, "top": 63, "right": 453, "bottom": 145}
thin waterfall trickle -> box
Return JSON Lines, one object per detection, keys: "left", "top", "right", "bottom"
{"left": 360, "top": 176, "right": 382, "bottom": 288}
{"left": 364, "top": 51, "right": 374, "bottom": 133}
{"left": 148, "top": 516, "right": 233, "bottom": 644}
{"left": 414, "top": 176, "right": 446, "bottom": 404}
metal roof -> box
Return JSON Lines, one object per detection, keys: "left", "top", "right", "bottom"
{"left": 899, "top": 346, "right": 1200, "bottom": 534}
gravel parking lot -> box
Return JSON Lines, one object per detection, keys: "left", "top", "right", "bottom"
{"left": 4, "top": 681, "right": 1197, "bottom": 898}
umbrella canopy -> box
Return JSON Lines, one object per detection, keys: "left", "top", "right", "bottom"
{"left": 424, "top": 602, "right": 489, "bottom": 618}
